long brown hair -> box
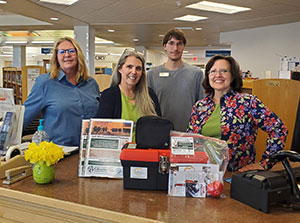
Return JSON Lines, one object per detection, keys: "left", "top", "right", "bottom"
{"left": 111, "top": 49, "right": 157, "bottom": 116}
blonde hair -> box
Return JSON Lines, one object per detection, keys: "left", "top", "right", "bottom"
{"left": 50, "top": 37, "right": 89, "bottom": 82}
{"left": 111, "top": 50, "right": 157, "bottom": 116}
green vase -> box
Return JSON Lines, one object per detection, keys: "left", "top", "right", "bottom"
{"left": 33, "top": 161, "right": 55, "bottom": 184}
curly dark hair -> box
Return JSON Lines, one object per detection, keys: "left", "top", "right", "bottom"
{"left": 202, "top": 55, "right": 243, "bottom": 94}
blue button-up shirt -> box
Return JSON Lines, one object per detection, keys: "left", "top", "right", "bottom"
{"left": 23, "top": 70, "right": 100, "bottom": 146}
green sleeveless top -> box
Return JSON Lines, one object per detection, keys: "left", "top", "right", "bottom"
{"left": 121, "top": 92, "right": 141, "bottom": 142}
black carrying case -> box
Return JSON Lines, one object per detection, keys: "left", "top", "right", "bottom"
{"left": 230, "top": 170, "right": 290, "bottom": 213}
{"left": 135, "top": 116, "right": 174, "bottom": 149}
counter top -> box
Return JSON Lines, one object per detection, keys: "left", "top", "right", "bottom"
{"left": 1, "top": 154, "right": 299, "bottom": 222}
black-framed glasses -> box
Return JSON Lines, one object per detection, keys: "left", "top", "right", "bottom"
{"left": 209, "top": 69, "right": 229, "bottom": 75}
{"left": 57, "top": 48, "right": 77, "bottom": 55}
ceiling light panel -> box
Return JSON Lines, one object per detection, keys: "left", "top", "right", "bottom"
{"left": 39, "top": 0, "right": 79, "bottom": 5}
{"left": 186, "top": 1, "right": 251, "bottom": 14}
{"left": 5, "top": 41, "right": 27, "bottom": 44}
{"left": 175, "top": 27, "right": 194, "bottom": 30}
{"left": 31, "top": 41, "right": 55, "bottom": 44}
{"left": 174, "top": 15, "right": 207, "bottom": 22}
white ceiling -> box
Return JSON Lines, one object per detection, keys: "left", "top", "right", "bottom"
{"left": 1, "top": 0, "right": 300, "bottom": 48}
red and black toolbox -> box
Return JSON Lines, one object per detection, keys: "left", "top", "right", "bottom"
{"left": 120, "top": 116, "right": 209, "bottom": 191}
{"left": 120, "top": 144, "right": 171, "bottom": 190}
{"left": 120, "top": 143, "right": 210, "bottom": 191}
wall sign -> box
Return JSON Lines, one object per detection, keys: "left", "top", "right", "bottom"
{"left": 95, "top": 55, "right": 106, "bottom": 60}
{"left": 205, "top": 50, "right": 231, "bottom": 57}
{"left": 41, "top": 48, "right": 52, "bottom": 54}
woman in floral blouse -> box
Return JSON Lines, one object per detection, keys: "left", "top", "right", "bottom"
{"left": 187, "top": 55, "right": 288, "bottom": 172}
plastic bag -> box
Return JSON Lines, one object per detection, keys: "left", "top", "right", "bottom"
{"left": 168, "top": 131, "right": 229, "bottom": 198}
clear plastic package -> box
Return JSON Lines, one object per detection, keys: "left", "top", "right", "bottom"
{"left": 168, "top": 131, "right": 229, "bottom": 198}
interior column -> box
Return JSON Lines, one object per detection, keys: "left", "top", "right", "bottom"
{"left": 12, "top": 45, "right": 26, "bottom": 67}
{"left": 74, "top": 25, "right": 95, "bottom": 76}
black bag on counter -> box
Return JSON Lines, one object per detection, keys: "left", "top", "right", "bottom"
{"left": 136, "top": 116, "right": 174, "bottom": 149}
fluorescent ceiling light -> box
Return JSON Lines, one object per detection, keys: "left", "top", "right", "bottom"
{"left": 107, "top": 29, "right": 115, "bottom": 33}
{"left": 175, "top": 27, "right": 194, "bottom": 30}
{"left": 195, "top": 27, "right": 202, "bottom": 31}
{"left": 50, "top": 17, "right": 59, "bottom": 21}
{"left": 186, "top": 1, "right": 251, "bottom": 14}
{"left": 39, "top": 0, "right": 79, "bottom": 5}
{"left": 174, "top": 15, "right": 207, "bottom": 22}
{"left": 5, "top": 41, "right": 27, "bottom": 44}
{"left": 95, "top": 40, "right": 114, "bottom": 45}
{"left": 158, "top": 34, "right": 164, "bottom": 37}
{"left": 109, "top": 53, "right": 122, "bottom": 57}
{"left": 0, "top": 1, "right": 7, "bottom": 4}
{"left": 133, "top": 38, "right": 139, "bottom": 42}
{"left": 31, "top": 41, "right": 55, "bottom": 44}
{"left": 95, "top": 52, "right": 108, "bottom": 56}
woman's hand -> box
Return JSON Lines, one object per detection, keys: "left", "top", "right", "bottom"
{"left": 238, "top": 163, "right": 264, "bottom": 172}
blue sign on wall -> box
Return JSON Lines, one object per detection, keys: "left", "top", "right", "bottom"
{"left": 41, "top": 48, "right": 52, "bottom": 54}
{"left": 205, "top": 50, "right": 231, "bottom": 57}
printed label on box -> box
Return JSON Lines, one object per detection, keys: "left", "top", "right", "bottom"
{"left": 130, "top": 166, "right": 148, "bottom": 179}
{"left": 171, "top": 137, "right": 194, "bottom": 155}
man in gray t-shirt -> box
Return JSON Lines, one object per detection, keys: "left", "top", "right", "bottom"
{"left": 147, "top": 29, "right": 204, "bottom": 131}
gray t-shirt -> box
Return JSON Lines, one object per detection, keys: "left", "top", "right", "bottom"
{"left": 147, "top": 63, "right": 204, "bottom": 131}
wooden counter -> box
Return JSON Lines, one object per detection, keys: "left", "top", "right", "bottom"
{"left": 0, "top": 155, "right": 299, "bottom": 222}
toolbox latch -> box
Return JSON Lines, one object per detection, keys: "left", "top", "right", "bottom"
{"left": 159, "top": 155, "right": 169, "bottom": 174}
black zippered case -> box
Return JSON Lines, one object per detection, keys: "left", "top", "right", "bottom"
{"left": 135, "top": 116, "right": 174, "bottom": 149}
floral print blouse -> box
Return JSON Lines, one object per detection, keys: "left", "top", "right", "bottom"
{"left": 187, "top": 89, "right": 288, "bottom": 171}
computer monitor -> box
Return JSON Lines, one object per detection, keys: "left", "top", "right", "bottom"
{"left": 291, "top": 96, "right": 300, "bottom": 153}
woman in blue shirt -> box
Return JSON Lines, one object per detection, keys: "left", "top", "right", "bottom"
{"left": 23, "top": 37, "right": 100, "bottom": 146}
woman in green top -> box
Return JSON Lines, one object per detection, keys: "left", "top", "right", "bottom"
{"left": 97, "top": 49, "right": 161, "bottom": 141}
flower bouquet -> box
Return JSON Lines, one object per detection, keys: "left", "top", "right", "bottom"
{"left": 25, "top": 141, "right": 64, "bottom": 184}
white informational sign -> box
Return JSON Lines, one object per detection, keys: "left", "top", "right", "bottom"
{"left": 171, "top": 136, "right": 194, "bottom": 155}
{"left": 27, "top": 68, "right": 40, "bottom": 96}
{"left": 80, "top": 119, "right": 133, "bottom": 178}
{"left": 279, "top": 70, "right": 291, "bottom": 79}
{"left": 130, "top": 167, "right": 148, "bottom": 179}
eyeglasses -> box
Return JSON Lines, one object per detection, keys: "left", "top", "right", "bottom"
{"left": 57, "top": 48, "right": 77, "bottom": 55}
{"left": 209, "top": 69, "right": 229, "bottom": 75}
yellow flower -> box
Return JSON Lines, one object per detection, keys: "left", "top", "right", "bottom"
{"left": 24, "top": 141, "right": 64, "bottom": 166}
